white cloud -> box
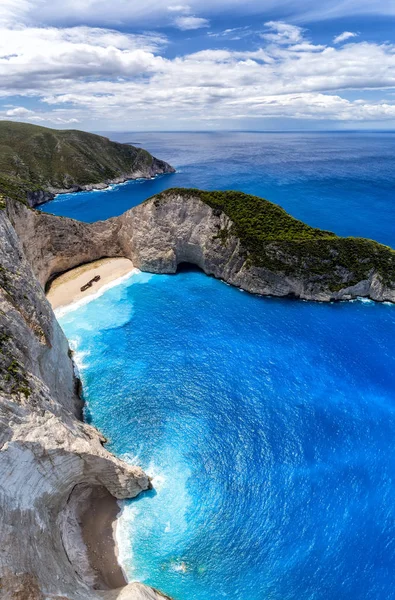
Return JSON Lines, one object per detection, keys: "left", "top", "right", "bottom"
{"left": 167, "top": 4, "right": 191, "bottom": 12}
{"left": 1, "top": 8, "right": 395, "bottom": 128}
{"left": 1, "top": 105, "right": 80, "bottom": 124}
{"left": 0, "top": 26, "right": 168, "bottom": 92}
{"left": 262, "top": 21, "right": 304, "bottom": 45}
{"left": 174, "top": 16, "right": 210, "bottom": 30}
{"left": 5, "top": 106, "right": 34, "bottom": 116}
{"left": 5, "top": 0, "right": 395, "bottom": 28}
{"left": 0, "top": 0, "right": 30, "bottom": 26}
{"left": 207, "top": 26, "right": 252, "bottom": 40}
{"left": 333, "top": 31, "right": 359, "bottom": 44}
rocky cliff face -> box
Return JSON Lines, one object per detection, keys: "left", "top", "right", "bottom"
{"left": 123, "top": 192, "right": 395, "bottom": 303}
{"left": 31, "top": 159, "right": 175, "bottom": 207}
{"left": 0, "top": 205, "right": 169, "bottom": 598}
{"left": 27, "top": 158, "right": 175, "bottom": 208}
{"left": 9, "top": 190, "right": 395, "bottom": 303}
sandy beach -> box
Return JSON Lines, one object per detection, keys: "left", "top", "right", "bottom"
{"left": 46, "top": 257, "right": 135, "bottom": 309}
{"left": 80, "top": 486, "right": 127, "bottom": 589}
{"left": 47, "top": 258, "right": 135, "bottom": 587}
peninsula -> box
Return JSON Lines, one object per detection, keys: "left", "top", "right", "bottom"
{"left": 0, "top": 124, "right": 395, "bottom": 599}
{"left": 0, "top": 120, "right": 175, "bottom": 206}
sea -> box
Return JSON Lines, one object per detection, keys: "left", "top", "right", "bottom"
{"left": 44, "top": 132, "right": 395, "bottom": 600}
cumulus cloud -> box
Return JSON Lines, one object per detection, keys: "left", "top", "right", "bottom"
{"left": 1, "top": 105, "right": 80, "bottom": 124}
{"left": 261, "top": 21, "right": 304, "bottom": 45}
{"left": 5, "top": 106, "right": 34, "bottom": 117}
{"left": 333, "top": 31, "right": 358, "bottom": 44}
{"left": 1, "top": 6, "right": 395, "bottom": 128}
{"left": 0, "top": 26, "right": 168, "bottom": 93}
{"left": 174, "top": 16, "right": 210, "bottom": 30}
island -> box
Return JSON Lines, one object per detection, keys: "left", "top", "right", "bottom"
{"left": 0, "top": 124, "right": 394, "bottom": 599}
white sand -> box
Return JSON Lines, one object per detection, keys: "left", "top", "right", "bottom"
{"left": 46, "top": 257, "right": 135, "bottom": 310}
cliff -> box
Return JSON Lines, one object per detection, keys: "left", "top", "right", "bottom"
{"left": 0, "top": 205, "right": 169, "bottom": 598}
{"left": 0, "top": 121, "right": 175, "bottom": 207}
{"left": 9, "top": 188, "right": 395, "bottom": 303}
{"left": 1, "top": 186, "right": 394, "bottom": 598}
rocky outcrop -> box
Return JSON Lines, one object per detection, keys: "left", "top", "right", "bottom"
{"left": 27, "top": 188, "right": 55, "bottom": 207}
{"left": 0, "top": 206, "right": 169, "bottom": 598}
{"left": 30, "top": 163, "right": 175, "bottom": 208}
{"left": 27, "top": 164, "right": 174, "bottom": 208}
{"left": 121, "top": 192, "right": 395, "bottom": 303}
{"left": 8, "top": 190, "right": 395, "bottom": 303}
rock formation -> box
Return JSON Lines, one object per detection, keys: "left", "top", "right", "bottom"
{"left": 8, "top": 189, "right": 395, "bottom": 303}
{"left": 0, "top": 204, "right": 169, "bottom": 598}
{"left": 1, "top": 186, "right": 394, "bottom": 598}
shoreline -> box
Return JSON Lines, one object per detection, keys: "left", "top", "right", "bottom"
{"left": 51, "top": 172, "right": 162, "bottom": 196}
{"left": 80, "top": 486, "right": 128, "bottom": 589}
{"left": 31, "top": 170, "right": 175, "bottom": 207}
{"left": 47, "top": 257, "right": 137, "bottom": 312}
{"left": 47, "top": 260, "right": 137, "bottom": 588}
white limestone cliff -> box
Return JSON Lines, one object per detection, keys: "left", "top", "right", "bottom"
{"left": 0, "top": 206, "right": 169, "bottom": 599}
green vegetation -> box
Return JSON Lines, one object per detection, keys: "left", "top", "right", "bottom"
{"left": 0, "top": 333, "right": 31, "bottom": 399}
{"left": 155, "top": 188, "right": 395, "bottom": 291}
{"left": 0, "top": 173, "right": 39, "bottom": 205}
{"left": 0, "top": 120, "right": 170, "bottom": 204}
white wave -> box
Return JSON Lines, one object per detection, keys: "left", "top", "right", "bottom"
{"left": 73, "top": 349, "right": 90, "bottom": 372}
{"left": 115, "top": 501, "right": 139, "bottom": 582}
{"left": 54, "top": 268, "right": 140, "bottom": 318}
{"left": 357, "top": 297, "right": 374, "bottom": 304}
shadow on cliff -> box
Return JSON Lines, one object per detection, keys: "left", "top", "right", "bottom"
{"left": 175, "top": 262, "right": 205, "bottom": 274}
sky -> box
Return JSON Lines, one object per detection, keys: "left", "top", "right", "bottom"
{"left": 1, "top": 0, "right": 395, "bottom": 131}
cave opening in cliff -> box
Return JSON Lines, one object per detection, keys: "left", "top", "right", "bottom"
{"left": 176, "top": 262, "right": 205, "bottom": 274}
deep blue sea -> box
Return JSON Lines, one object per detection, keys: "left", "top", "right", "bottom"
{"left": 42, "top": 131, "right": 395, "bottom": 247}
{"left": 53, "top": 133, "right": 395, "bottom": 600}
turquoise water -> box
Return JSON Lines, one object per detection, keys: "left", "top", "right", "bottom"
{"left": 59, "top": 269, "right": 395, "bottom": 600}
{"left": 53, "top": 132, "right": 395, "bottom": 599}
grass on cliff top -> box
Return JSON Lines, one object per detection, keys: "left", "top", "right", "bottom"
{"left": 0, "top": 173, "right": 39, "bottom": 206}
{"left": 155, "top": 188, "right": 395, "bottom": 289}
{"left": 0, "top": 120, "right": 163, "bottom": 195}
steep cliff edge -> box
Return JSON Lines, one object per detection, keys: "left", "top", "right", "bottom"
{"left": 0, "top": 206, "right": 168, "bottom": 598}
{"left": 126, "top": 189, "right": 395, "bottom": 302}
{"left": 0, "top": 121, "right": 175, "bottom": 207}
{"left": 9, "top": 188, "right": 395, "bottom": 303}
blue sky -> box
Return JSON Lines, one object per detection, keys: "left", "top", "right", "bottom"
{"left": 1, "top": 0, "right": 395, "bottom": 131}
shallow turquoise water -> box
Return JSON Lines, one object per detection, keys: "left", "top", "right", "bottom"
{"left": 59, "top": 269, "right": 395, "bottom": 600}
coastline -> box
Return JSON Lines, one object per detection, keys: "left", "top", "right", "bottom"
{"left": 47, "top": 259, "right": 137, "bottom": 588}
{"left": 79, "top": 486, "right": 128, "bottom": 589}
{"left": 51, "top": 172, "right": 159, "bottom": 196}
{"left": 30, "top": 170, "right": 175, "bottom": 207}
{"left": 47, "top": 257, "right": 137, "bottom": 311}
